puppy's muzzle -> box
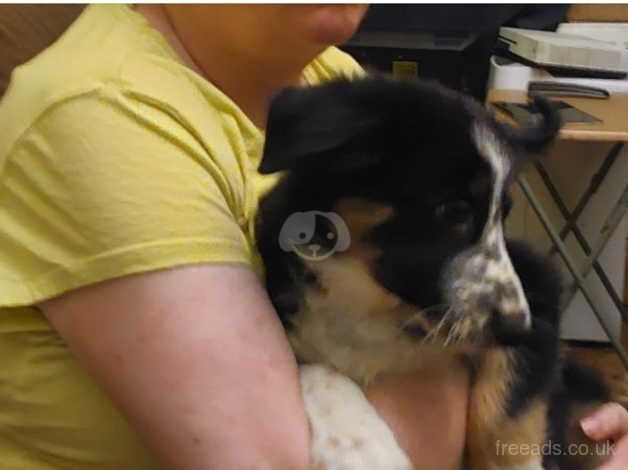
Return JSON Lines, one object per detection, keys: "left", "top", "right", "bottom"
{"left": 445, "top": 245, "right": 532, "bottom": 341}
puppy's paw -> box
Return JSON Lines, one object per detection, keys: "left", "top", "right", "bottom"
{"left": 300, "top": 364, "right": 412, "bottom": 470}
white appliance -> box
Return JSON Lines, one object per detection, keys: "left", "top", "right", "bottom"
{"left": 487, "top": 55, "right": 628, "bottom": 93}
{"left": 557, "top": 22, "right": 628, "bottom": 50}
{"left": 498, "top": 26, "right": 628, "bottom": 76}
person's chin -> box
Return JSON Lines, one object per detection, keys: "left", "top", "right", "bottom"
{"left": 305, "top": 4, "right": 368, "bottom": 45}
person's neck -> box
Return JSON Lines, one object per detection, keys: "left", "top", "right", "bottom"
{"left": 135, "top": 5, "right": 319, "bottom": 128}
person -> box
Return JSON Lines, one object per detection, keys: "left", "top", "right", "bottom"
{"left": 0, "top": 5, "right": 625, "bottom": 470}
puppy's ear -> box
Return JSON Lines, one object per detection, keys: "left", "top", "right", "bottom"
{"left": 494, "top": 95, "right": 562, "bottom": 156}
{"left": 259, "top": 80, "right": 380, "bottom": 174}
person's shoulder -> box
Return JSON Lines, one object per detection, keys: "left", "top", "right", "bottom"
{"left": 0, "top": 5, "right": 248, "bottom": 165}
{"left": 304, "top": 46, "right": 365, "bottom": 85}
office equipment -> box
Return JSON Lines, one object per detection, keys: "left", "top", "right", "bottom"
{"left": 528, "top": 81, "right": 610, "bottom": 99}
{"left": 488, "top": 55, "right": 628, "bottom": 94}
{"left": 493, "top": 100, "right": 601, "bottom": 125}
{"left": 558, "top": 22, "right": 628, "bottom": 49}
{"left": 342, "top": 5, "right": 526, "bottom": 99}
{"left": 498, "top": 27, "right": 628, "bottom": 78}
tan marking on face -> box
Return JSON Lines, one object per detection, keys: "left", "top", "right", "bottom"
{"left": 467, "top": 349, "right": 547, "bottom": 468}
{"left": 305, "top": 256, "right": 401, "bottom": 316}
{"left": 289, "top": 254, "right": 415, "bottom": 384}
{"left": 290, "top": 253, "right": 458, "bottom": 384}
{"left": 289, "top": 197, "right": 458, "bottom": 384}
{"left": 333, "top": 197, "right": 394, "bottom": 262}
{"left": 334, "top": 198, "right": 394, "bottom": 237}
{"left": 290, "top": 281, "right": 461, "bottom": 384}
{"left": 304, "top": 198, "right": 398, "bottom": 316}
{"left": 290, "top": 198, "right": 400, "bottom": 315}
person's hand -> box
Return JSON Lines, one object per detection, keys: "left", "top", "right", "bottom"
{"left": 580, "top": 402, "right": 628, "bottom": 470}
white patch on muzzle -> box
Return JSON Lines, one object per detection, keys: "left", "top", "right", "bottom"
{"left": 446, "top": 123, "right": 531, "bottom": 329}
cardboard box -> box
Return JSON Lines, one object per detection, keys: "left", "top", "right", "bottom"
{"left": 568, "top": 5, "right": 628, "bottom": 23}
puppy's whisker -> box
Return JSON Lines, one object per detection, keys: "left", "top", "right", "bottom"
{"left": 422, "top": 308, "right": 451, "bottom": 345}
{"left": 445, "top": 316, "right": 467, "bottom": 346}
{"left": 444, "top": 320, "right": 456, "bottom": 346}
{"left": 428, "top": 306, "right": 455, "bottom": 340}
{"left": 401, "top": 303, "right": 447, "bottom": 328}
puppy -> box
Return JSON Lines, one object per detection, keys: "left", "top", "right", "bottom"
{"left": 256, "top": 76, "right": 611, "bottom": 470}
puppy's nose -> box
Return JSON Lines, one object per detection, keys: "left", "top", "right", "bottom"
{"left": 308, "top": 244, "right": 321, "bottom": 252}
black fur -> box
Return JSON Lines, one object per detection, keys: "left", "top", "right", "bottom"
{"left": 502, "top": 240, "right": 563, "bottom": 418}
{"left": 546, "top": 358, "right": 611, "bottom": 470}
{"left": 256, "top": 75, "right": 609, "bottom": 469}
{"left": 258, "top": 77, "right": 498, "bottom": 321}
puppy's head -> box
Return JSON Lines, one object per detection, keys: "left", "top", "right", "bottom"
{"left": 258, "top": 76, "right": 560, "bottom": 344}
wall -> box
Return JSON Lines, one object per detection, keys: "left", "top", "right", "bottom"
{"left": 506, "top": 141, "right": 627, "bottom": 342}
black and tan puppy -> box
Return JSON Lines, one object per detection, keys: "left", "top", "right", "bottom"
{"left": 256, "top": 76, "right": 611, "bottom": 470}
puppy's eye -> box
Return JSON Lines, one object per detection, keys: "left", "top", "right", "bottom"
{"left": 326, "top": 232, "right": 335, "bottom": 240}
{"left": 299, "top": 232, "right": 307, "bottom": 240}
{"left": 435, "top": 201, "right": 474, "bottom": 235}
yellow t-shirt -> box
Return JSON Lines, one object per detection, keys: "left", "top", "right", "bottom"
{"left": 0, "top": 5, "right": 362, "bottom": 469}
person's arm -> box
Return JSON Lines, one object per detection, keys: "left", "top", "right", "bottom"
{"left": 40, "top": 264, "right": 310, "bottom": 470}
{"left": 14, "top": 86, "right": 467, "bottom": 470}
{"left": 366, "top": 363, "right": 469, "bottom": 470}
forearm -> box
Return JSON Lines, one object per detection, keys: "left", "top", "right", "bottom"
{"left": 98, "top": 332, "right": 310, "bottom": 470}
{"left": 41, "top": 265, "right": 311, "bottom": 470}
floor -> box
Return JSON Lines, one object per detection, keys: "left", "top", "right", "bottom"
{"left": 566, "top": 242, "right": 628, "bottom": 405}
{"left": 569, "top": 327, "right": 628, "bottom": 405}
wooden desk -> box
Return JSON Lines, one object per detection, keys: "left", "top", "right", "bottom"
{"left": 488, "top": 90, "right": 628, "bottom": 368}
{"left": 488, "top": 90, "right": 628, "bottom": 142}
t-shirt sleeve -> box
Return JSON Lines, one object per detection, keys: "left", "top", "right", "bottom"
{"left": 0, "top": 85, "right": 254, "bottom": 306}
{"left": 304, "top": 46, "right": 365, "bottom": 84}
